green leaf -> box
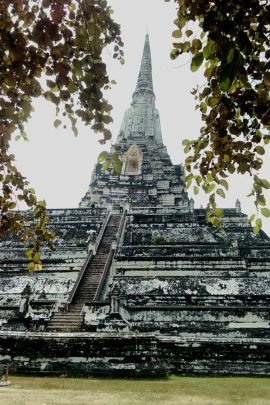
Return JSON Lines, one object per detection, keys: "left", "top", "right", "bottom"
{"left": 194, "top": 185, "right": 199, "bottom": 195}
{"left": 170, "top": 48, "right": 179, "bottom": 60}
{"left": 226, "top": 47, "right": 235, "bottom": 64}
{"left": 185, "top": 174, "right": 194, "bottom": 183}
{"left": 8, "top": 202, "right": 16, "bottom": 209}
{"left": 182, "top": 41, "right": 190, "bottom": 52}
{"left": 220, "top": 64, "right": 235, "bottom": 92}
{"left": 255, "top": 146, "right": 265, "bottom": 155}
{"left": 102, "top": 159, "right": 111, "bottom": 171}
{"left": 214, "top": 208, "right": 223, "bottom": 217}
{"left": 261, "top": 208, "right": 270, "bottom": 218}
{"left": 191, "top": 52, "right": 204, "bottom": 72}
{"left": 54, "top": 119, "right": 62, "bottom": 128}
{"left": 200, "top": 102, "right": 207, "bottom": 113}
{"left": 25, "top": 248, "right": 33, "bottom": 260}
{"left": 33, "top": 252, "right": 41, "bottom": 263}
{"left": 253, "top": 218, "right": 262, "bottom": 234}
{"left": 210, "top": 216, "right": 221, "bottom": 227}
{"left": 113, "top": 160, "right": 122, "bottom": 174}
{"left": 205, "top": 183, "right": 215, "bottom": 194}
{"left": 176, "top": 16, "right": 186, "bottom": 29}
{"left": 203, "top": 39, "right": 215, "bottom": 59}
{"left": 217, "top": 188, "right": 225, "bottom": 198}
{"left": 172, "top": 30, "right": 182, "bottom": 38}
{"left": 21, "top": 131, "right": 29, "bottom": 141}
{"left": 260, "top": 179, "right": 270, "bottom": 189}
{"left": 257, "top": 195, "right": 266, "bottom": 206}
{"left": 208, "top": 97, "right": 219, "bottom": 107}
{"left": 192, "top": 39, "right": 202, "bottom": 50}
{"left": 38, "top": 200, "right": 46, "bottom": 208}
{"left": 102, "top": 115, "right": 113, "bottom": 124}
{"left": 195, "top": 175, "right": 202, "bottom": 186}
{"left": 256, "top": 218, "right": 262, "bottom": 227}
{"left": 98, "top": 151, "right": 109, "bottom": 163}
{"left": 253, "top": 225, "right": 260, "bottom": 235}
{"left": 67, "top": 82, "right": 77, "bottom": 93}
{"left": 204, "top": 67, "right": 215, "bottom": 79}
{"left": 220, "top": 179, "right": 229, "bottom": 191}
{"left": 72, "top": 126, "right": 78, "bottom": 137}
{"left": 249, "top": 214, "right": 256, "bottom": 223}
{"left": 28, "top": 262, "right": 35, "bottom": 272}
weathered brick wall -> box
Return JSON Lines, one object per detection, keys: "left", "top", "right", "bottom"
{"left": 0, "top": 332, "right": 269, "bottom": 376}
{"left": 106, "top": 209, "right": 270, "bottom": 344}
{"left": 0, "top": 208, "right": 107, "bottom": 329}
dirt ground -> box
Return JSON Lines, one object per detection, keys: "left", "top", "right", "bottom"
{"left": 0, "top": 375, "right": 270, "bottom": 405}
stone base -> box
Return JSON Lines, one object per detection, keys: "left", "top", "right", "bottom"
{"left": 0, "top": 331, "right": 269, "bottom": 377}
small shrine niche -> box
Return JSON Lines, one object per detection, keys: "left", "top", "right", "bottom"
{"left": 127, "top": 159, "right": 139, "bottom": 174}
{"left": 122, "top": 144, "right": 143, "bottom": 176}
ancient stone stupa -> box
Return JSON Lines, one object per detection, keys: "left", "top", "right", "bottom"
{"left": 0, "top": 35, "right": 269, "bottom": 376}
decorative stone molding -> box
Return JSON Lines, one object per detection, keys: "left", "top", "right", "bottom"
{"left": 122, "top": 144, "right": 143, "bottom": 176}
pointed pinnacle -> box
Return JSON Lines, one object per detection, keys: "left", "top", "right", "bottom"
{"left": 134, "top": 34, "right": 154, "bottom": 95}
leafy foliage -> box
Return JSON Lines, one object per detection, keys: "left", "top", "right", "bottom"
{"left": 168, "top": 0, "right": 270, "bottom": 232}
{"left": 150, "top": 234, "right": 166, "bottom": 245}
{"left": 0, "top": 0, "right": 123, "bottom": 269}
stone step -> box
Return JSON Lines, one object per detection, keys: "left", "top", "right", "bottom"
{"left": 77, "top": 292, "right": 97, "bottom": 296}
{"left": 49, "top": 310, "right": 82, "bottom": 318}
{"left": 77, "top": 284, "right": 99, "bottom": 288}
{"left": 50, "top": 311, "right": 80, "bottom": 321}
{"left": 47, "top": 327, "right": 81, "bottom": 332}
{"left": 47, "top": 214, "right": 121, "bottom": 332}
{"left": 49, "top": 314, "right": 83, "bottom": 320}
{"left": 79, "top": 285, "right": 98, "bottom": 289}
{"left": 49, "top": 319, "right": 83, "bottom": 323}
{"left": 48, "top": 320, "right": 82, "bottom": 324}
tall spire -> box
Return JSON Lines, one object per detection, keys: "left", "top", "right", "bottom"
{"left": 115, "top": 33, "right": 163, "bottom": 145}
{"left": 133, "top": 34, "right": 154, "bottom": 97}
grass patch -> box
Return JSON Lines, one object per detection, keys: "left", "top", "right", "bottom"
{"left": 0, "top": 375, "right": 269, "bottom": 405}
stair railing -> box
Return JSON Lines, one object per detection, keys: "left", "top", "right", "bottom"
{"left": 94, "top": 210, "right": 111, "bottom": 253}
{"left": 116, "top": 209, "right": 127, "bottom": 249}
{"left": 66, "top": 210, "right": 111, "bottom": 306}
{"left": 94, "top": 209, "right": 127, "bottom": 301}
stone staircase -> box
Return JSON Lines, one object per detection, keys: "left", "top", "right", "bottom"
{"left": 47, "top": 214, "right": 121, "bottom": 332}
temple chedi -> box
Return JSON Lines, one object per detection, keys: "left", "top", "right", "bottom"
{"left": 0, "top": 35, "right": 269, "bottom": 376}
{"left": 80, "top": 34, "right": 189, "bottom": 210}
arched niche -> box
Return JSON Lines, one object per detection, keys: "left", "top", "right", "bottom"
{"left": 122, "top": 144, "right": 143, "bottom": 176}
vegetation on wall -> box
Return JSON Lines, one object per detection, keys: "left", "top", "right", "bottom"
{"left": 150, "top": 234, "right": 167, "bottom": 245}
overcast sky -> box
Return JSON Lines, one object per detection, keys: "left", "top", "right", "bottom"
{"left": 10, "top": 0, "right": 270, "bottom": 233}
